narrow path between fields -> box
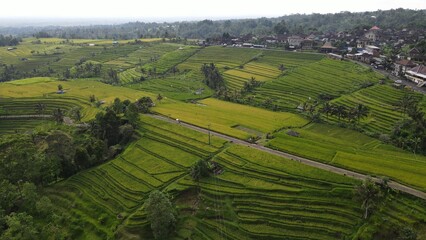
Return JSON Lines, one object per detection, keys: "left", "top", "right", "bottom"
{"left": 147, "top": 114, "right": 426, "bottom": 200}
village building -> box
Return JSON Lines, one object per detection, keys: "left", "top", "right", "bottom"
{"left": 393, "top": 59, "right": 416, "bottom": 76}
{"left": 287, "top": 35, "right": 304, "bottom": 48}
{"left": 356, "top": 37, "right": 371, "bottom": 49}
{"left": 320, "top": 42, "right": 336, "bottom": 53}
{"left": 365, "top": 45, "right": 380, "bottom": 57}
{"left": 365, "top": 26, "right": 381, "bottom": 42}
{"left": 405, "top": 65, "right": 426, "bottom": 87}
{"left": 264, "top": 36, "right": 277, "bottom": 44}
{"left": 301, "top": 39, "right": 314, "bottom": 50}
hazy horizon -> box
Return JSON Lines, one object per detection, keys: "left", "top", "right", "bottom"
{"left": 0, "top": 0, "right": 425, "bottom": 27}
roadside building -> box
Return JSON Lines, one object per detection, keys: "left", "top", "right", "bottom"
{"left": 365, "top": 45, "right": 380, "bottom": 57}
{"left": 405, "top": 65, "right": 426, "bottom": 87}
{"left": 393, "top": 59, "right": 416, "bottom": 76}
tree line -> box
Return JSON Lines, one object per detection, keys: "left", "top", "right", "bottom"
{"left": 0, "top": 34, "right": 21, "bottom": 46}
{"left": 1, "top": 9, "right": 424, "bottom": 40}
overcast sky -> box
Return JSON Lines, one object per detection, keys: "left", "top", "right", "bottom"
{"left": 1, "top": 0, "right": 425, "bottom": 21}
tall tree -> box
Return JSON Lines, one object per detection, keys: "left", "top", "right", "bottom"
{"left": 354, "top": 178, "right": 382, "bottom": 219}
{"left": 52, "top": 108, "right": 64, "bottom": 123}
{"left": 355, "top": 104, "right": 369, "bottom": 123}
{"left": 144, "top": 190, "right": 176, "bottom": 239}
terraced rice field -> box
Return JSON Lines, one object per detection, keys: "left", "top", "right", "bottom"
{"left": 223, "top": 62, "right": 282, "bottom": 90}
{"left": 142, "top": 46, "right": 200, "bottom": 74}
{"left": 44, "top": 115, "right": 227, "bottom": 239}
{"left": 0, "top": 119, "right": 50, "bottom": 134}
{"left": 153, "top": 98, "right": 309, "bottom": 139}
{"left": 250, "top": 58, "right": 383, "bottom": 111}
{"left": 266, "top": 123, "right": 426, "bottom": 192}
{"left": 122, "top": 43, "right": 185, "bottom": 66}
{"left": 0, "top": 77, "right": 155, "bottom": 122}
{"left": 41, "top": 115, "right": 425, "bottom": 239}
{"left": 127, "top": 72, "right": 213, "bottom": 100}
{"left": 118, "top": 68, "right": 142, "bottom": 84}
{"left": 162, "top": 144, "right": 364, "bottom": 240}
{"left": 331, "top": 84, "right": 424, "bottom": 134}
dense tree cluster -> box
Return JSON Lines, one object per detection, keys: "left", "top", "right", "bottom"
{"left": 0, "top": 95, "right": 154, "bottom": 239}
{"left": 144, "top": 190, "right": 177, "bottom": 239}
{"left": 0, "top": 34, "right": 21, "bottom": 46}
{"left": 390, "top": 94, "right": 426, "bottom": 154}
{"left": 201, "top": 63, "right": 226, "bottom": 91}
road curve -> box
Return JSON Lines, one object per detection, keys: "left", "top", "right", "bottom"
{"left": 147, "top": 114, "right": 426, "bottom": 200}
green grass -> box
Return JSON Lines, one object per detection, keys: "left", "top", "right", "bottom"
{"left": 153, "top": 97, "right": 309, "bottom": 139}
{"left": 266, "top": 123, "right": 426, "bottom": 192}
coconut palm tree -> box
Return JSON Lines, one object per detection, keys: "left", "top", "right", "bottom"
{"left": 355, "top": 104, "right": 370, "bottom": 123}
{"left": 354, "top": 177, "right": 382, "bottom": 219}
{"left": 333, "top": 105, "right": 347, "bottom": 121}
{"left": 35, "top": 103, "right": 46, "bottom": 115}
{"left": 321, "top": 102, "right": 332, "bottom": 119}
{"left": 52, "top": 108, "right": 64, "bottom": 123}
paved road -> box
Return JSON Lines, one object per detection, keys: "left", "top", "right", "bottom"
{"left": 147, "top": 114, "right": 426, "bottom": 200}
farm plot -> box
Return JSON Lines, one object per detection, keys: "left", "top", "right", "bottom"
{"left": 153, "top": 97, "right": 309, "bottom": 139}
{"left": 142, "top": 46, "right": 200, "bottom": 74}
{"left": 118, "top": 68, "right": 142, "bottom": 84}
{"left": 127, "top": 71, "right": 214, "bottom": 100}
{"left": 331, "top": 84, "right": 423, "bottom": 134}
{"left": 250, "top": 58, "right": 383, "bottom": 111}
{"left": 121, "top": 43, "right": 185, "bottom": 66}
{"left": 266, "top": 123, "right": 426, "bottom": 192}
{"left": 0, "top": 119, "right": 50, "bottom": 135}
{"left": 0, "top": 77, "right": 155, "bottom": 122}
{"left": 178, "top": 46, "right": 261, "bottom": 72}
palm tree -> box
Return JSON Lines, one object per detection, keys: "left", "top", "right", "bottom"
{"left": 157, "top": 94, "right": 163, "bottom": 102}
{"left": 52, "top": 108, "right": 64, "bottom": 123}
{"left": 35, "top": 103, "right": 46, "bottom": 115}
{"left": 334, "top": 105, "right": 347, "bottom": 121}
{"left": 355, "top": 104, "right": 370, "bottom": 123}
{"left": 397, "top": 94, "right": 416, "bottom": 116}
{"left": 278, "top": 64, "right": 285, "bottom": 72}
{"left": 354, "top": 178, "right": 382, "bottom": 219}
{"left": 321, "top": 102, "right": 332, "bottom": 119}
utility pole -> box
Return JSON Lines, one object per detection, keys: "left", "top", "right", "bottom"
{"left": 208, "top": 124, "right": 211, "bottom": 145}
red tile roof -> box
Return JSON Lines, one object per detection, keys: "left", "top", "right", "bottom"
{"left": 370, "top": 26, "right": 381, "bottom": 30}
